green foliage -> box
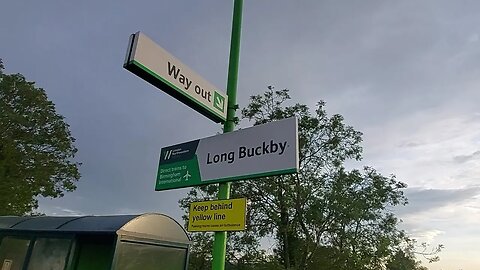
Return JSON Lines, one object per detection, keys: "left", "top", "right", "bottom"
{"left": 0, "top": 60, "right": 80, "bottom": 215}
{"left": 237, "top": 87, "right": 408, "bottom": 270}
{"left": 385, "top": 238, "right": 443, "bottom": 270}
{"left": 180, "top": 87, "right": 438, "bottom": 270}
{"left": 412, "top": 240, "right": 444, "bottom": 263}
{"left": 387, "top": 250, "right": 422, "bottom": 270}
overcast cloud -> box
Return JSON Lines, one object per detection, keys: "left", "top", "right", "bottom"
{"left": 1, "top": 1, "right": 479, "bottom": 269}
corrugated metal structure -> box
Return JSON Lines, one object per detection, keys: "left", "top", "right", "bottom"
{"left": 0, "top": 213, "right": 190, "bottom": 270}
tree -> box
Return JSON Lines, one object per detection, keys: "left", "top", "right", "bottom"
{"left": 239, "top": 88, "right": 410, "bottom": 270}
{"left": 386, "top": 239, "right": 443, "bottom": 270}
{"left": 0, "top": 59, "right": 80, "bottom": 215}
{"left": 180, "top": 87, "right": 425, "bottom": 269}
{"left": 386, "top": 250, "right": 420, "bottom": 270}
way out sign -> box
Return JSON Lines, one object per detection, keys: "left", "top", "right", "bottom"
{"left": 188, "top": 198, "right": 247, "bottom": 232}
{"left": 124, "top": 31, "right": 227, "bottom": 123}
{"left": 155, "top": 117, "right": 299, "bottom": 191}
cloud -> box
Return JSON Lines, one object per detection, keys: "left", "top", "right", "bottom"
{"left": 114, "top": 208, "right": 142, "bottom": 215}
{"left": 453, "top": 150, "right": 480, "bottom": 164}
{"left": 397, "top": 187, "right": 480, "bottom": 216}
{"left": 397, "top": 188, "right": 480, "bottom": 255}
{"left": 43, "top": 206, "right": 86, "bottom": 216}
{"left": 407, "top": 229, "right": 445, "bottom": 242}
{"left": 358, "top": 110, "right": 480, "bottom": 191}
{"left": 398, "top": 141, "right": 425, "bottom": 148}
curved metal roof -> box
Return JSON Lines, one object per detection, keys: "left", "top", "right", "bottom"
{"left": 0, "top": 213, "right": 190, "bottom": 244}
{"left": 0, "top": 215, "right": 139, "bottom": 232}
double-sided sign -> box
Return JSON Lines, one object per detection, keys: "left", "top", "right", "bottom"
{"left": 156, "top": 117, "right": 298, "bottom": 191}
{"left": 124, "top": 32, "right": 227, "bottom": 123}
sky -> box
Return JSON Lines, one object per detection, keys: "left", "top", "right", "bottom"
{"left": 1, "top": 1, "right": 479, "bottom": 269}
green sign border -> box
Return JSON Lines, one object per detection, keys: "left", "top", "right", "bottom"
{"left": 124, "top": 54, "right": 226, "bottom": 123}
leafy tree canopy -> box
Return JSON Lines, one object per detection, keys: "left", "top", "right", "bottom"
{"left": 180, "top": 87, "right": 439, "bottom": 270}
{"left": 0, "top": 59, "right": 80, "bottom": 215}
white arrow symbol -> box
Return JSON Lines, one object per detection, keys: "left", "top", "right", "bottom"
{"left": 215, "top": 96, "right": 224, "bottom": 110}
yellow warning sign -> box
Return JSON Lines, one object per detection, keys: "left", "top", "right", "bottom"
{"left": 188, "top": 198, "right": 247, "bottom": 232}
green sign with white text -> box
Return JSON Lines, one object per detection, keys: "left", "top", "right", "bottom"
{"left": 156, "top": 117, "right": 298, "bottom": 191}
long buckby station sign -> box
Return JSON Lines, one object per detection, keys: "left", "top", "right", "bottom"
{"left": 156, "top": 117, "right": 299, "bottom": 191}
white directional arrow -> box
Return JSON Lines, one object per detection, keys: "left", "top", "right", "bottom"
{"left": 215, "top": 96, "right": 224, "bottom": 111}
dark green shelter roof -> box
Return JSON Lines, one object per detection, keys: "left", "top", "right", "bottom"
{"left": 0, "top": 215, "right": 138, "bottom": 232}
{"left": 0, "top": 213, "right": 190, "bottom": 245}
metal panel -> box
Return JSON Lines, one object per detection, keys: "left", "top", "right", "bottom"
{"left": 12, "top": 217, "right": 81, "bottom": 231}
{"left": 0, "top": 237, "right": 31, "bottom": 270}
{"left": 117, "top": 213, "right": 190, "bottom": 245}
{"left": 156, "top": 117, "right": 299, "bottom": 190}
{"left": 0, "top": 214, "right": 189, "bottom": 246}
{"left": 59, "top": 215, "right": 138, "bottom": 232}
{"left": 26, "top": 238, "right": 72, "bottom": 270}
{"left": 0, "top": 217, "right": 32, "bottom": 229}
{"left": 113, "top": 241, "right": 187, "bottom": 270}
{"left": 124, "top": 32, "right": 228, "bottom": 123}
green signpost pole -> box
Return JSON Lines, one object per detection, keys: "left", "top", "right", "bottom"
{"left": 212, "top": 0, "right": 243, "bottom": 269}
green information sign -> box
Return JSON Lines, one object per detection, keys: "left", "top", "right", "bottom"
{"left": 156, "top": 117, "right": 298, "bottom": 191}
{"left": 124, "top": 32, "right": 228, "bottom": 123}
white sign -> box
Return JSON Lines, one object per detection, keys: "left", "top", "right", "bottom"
{"left": 156, "top": 117, "right": 299, "bottom": 190}
{"left": 124, "top": 31, "right": 227, "bottom": 123}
